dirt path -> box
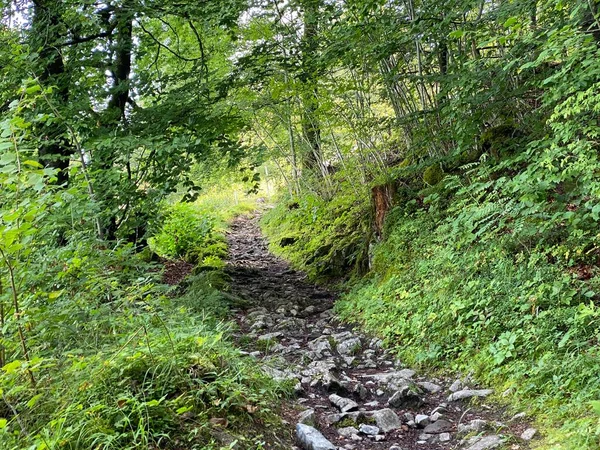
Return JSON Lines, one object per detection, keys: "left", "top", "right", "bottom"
{"left": 225, "top": 213, "right": 535, "bottom": 450}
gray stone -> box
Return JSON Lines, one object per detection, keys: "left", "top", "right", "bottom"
{"left": 338, "top": 337, "right": 362, "bottom": 355}
{"left": 370, "top": 338, "right": 384, "bottom": 349}
{"left": 509, "top": 412, "right": 526, "bottom": 422}
{"left": 358, "top": 424, "right": 380, "bottom": 435}
{"left": 464, "top": 435, "right": 504, "bottom": 450}
{"left": 338, "top": 426, "right": 359, "bottom": 438}
{"left": 415, "top": 414, "right": 430, "bottom": 427}
{"left": 418, "top": 433, "right": 437, "bottom": 442}
{"left": 298, "top": 409, "right": 316, "bottom": 426}
{"left": 389, "top": 446, "right": 407, "bottom": 450}
{"left": 307, "top": 337, "right": 332, "bottom": 357}
{"left": 258, "top": 331, "right": 283, "bottom": 341}
{"left": 449, "top": 379, "right": 464, "bottom": 392}
{"left": 423, "top": 419, "right": 452, "bottom": 434}
{"left": 387, "top": 385, "right": 421, "bottom": 407}
{"left": 362, "top": 370, "right": 415, "bottom": 390}
{"left": 417, "top": 381, "right": 442, "bottom": 393}
{"left": 295, "top": 424, "right": 336, "bottom": 450}
{"left": 370, "top": 408, "right": 402, "bottom": 432}
{"left": 262, "top": 366, "right": 299, "bottom": 382}
{"left": 457, "top": 419, "right": 488, "bottom": 435}
{"left": 353, "top": 383, "right": 369, "bottom": 400}
{"left": 521, "top": 428, "right": 537, "bottom": 441}
{"left": 448, "top": 389, "right": 493, "bottom": 402}
{"left": 329, "top": 394, "right": 359, "bottom": 412}
{"left": 439, "top": 432, "right": 451, "bottom": 442}
{"left": 430, "top": 412, "right": 444, "bottom": 422}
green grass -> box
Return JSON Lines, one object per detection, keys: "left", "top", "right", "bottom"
{"left": 263, "top": 173, "right": 600, "bottom": 449}
{"left": 0, "top": 191, "right": 288, "bottom": 450}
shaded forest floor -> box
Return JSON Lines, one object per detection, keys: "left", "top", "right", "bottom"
{"left": 223, "top": 212, "right": 537, "bottom": 450}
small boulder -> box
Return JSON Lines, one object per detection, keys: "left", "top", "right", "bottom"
{"left": 418, "top": 381, "right": 442, "bottom": 393}
{"left": 439, "top": 432, "right": 451, "bottom": 442}
{"left": 358, "top": 424, "right": 380, "bottom": 436}
{"left": 387, "top": 385, "right": 421, "bottom": 407}
{"left": 370, "top": 408, "right": 402, "bottom": 432}
{"left": 329, "top": 394, "right": 359, "bottom": 412}
{"left": 521, "top": 428, "right": 537, "bottom": 441}
{"left": 415, "top": 414, "right": 430, "bottom": 428}
{"left": 338, "top": 337, "right": 362, "bottom": 356}
{"left": 296, "top": 424, "right": 336, "bottom": 450}
{"left": 457, "top": 419, "right": 488, "bottom": 435}
{"left": 423, "top": 419, "right": 452, "bottom": 434}
{"left": 464, "top": 435, "right": 504, "bottom": 450}
{"left": 448, "top": 389, "right": 493, "bottom": 402}
{"left": 449, "top": 379, "right": 464, "bottom": 392}
{"left": 338, "top": 426, "right": 359, "bottom": 438}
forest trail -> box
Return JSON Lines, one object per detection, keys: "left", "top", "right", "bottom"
{"left": 225, "top": 212, "right": 535, "bottom": 450}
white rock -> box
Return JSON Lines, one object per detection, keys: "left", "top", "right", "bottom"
{"left": 358, "top": 424, "right": 380, "bottom": 435}
{"left": 458, "top": 419, "right": 488, "bottom": 434}
{"left": 449, "top": 379, "right": 464, "bottom": 392}
{"left": 418, "top": 381, "right": 442, "bottom": 393}
{"left": 448, "top": 389, "right": 493, "bottom": 402}
{"left": 415, "top": 414, "right": 430, "bottom": 427}
{"left": 338, "top": 426, "right": 358, "bottom": 437}
{"left": 439, "top": 432, "right": 451, "bottom": 442}
{"left": 298, "top": 409, "right": 315, "bottom": 426}
{"left": 521, "top": 428, "right": 537, "bottom": 441}
{"left": 296, "top": 424, "right": 336, "bottom": 450}
{"left": 465, "top": 435, "right": 504, "bottom": 450}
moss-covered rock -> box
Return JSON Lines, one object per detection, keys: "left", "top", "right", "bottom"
{"left": 480, "top": 124, "right": 522, "bottom": 158}
{"left": 423, "top": 164, "right": 445, "bottom": 186}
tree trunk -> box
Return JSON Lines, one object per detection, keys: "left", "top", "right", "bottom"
{"left": 299, "top": 0, "right": 322, "bottom": 173}
{"left": 31, "top": 0, "right": 72, "bottom": 186}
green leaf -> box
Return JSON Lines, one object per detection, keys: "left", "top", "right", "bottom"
{"left": 25, "top": 85, "right": 41, "bottom": 95}
{"left": 0, "top": 418, "right": 7, "bottom": 429}
{"left": 590, "top": 400, "right": 600, "bottom": 416}
{"left": 23, "top": 160, "right": 42, "bottom": 168}
{"left": 2, "top": 360, "right": 22, "bottom": 374}
{"left": 449, "top": 30, "right": 465, "bottom": 39}
{"left": 503, "top": 17, "right": 518, "bottom": 28}
{"left": 26, "top": 394, "right": 43, "bottom": 409}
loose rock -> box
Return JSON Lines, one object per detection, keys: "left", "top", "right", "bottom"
{"left": 296, "top": 424, "right": 336, "bottom": 450}
{"left": 329, "top": 394, "right": 359, "bottom": 412}
{"left": 521, "top": 428, "right": 537, "bottom": 441}
{"left": 371, "top": 408, "right": 403, "bottom": 432}
{"left": 464, "top": 435, "right": 504, "bottom": 450}
{"left": 358, "top": 424, "right": 380, "bottom": 435}
{"left": 448, "top": 389, "right": 494, "bottom": 402}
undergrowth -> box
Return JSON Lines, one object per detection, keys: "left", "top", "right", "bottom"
{"left": 261, "top": 183, "right": 371, "bottom": 280}
{"left": 263, "top": 163, "right": 600, "bottom": 448}
{"left": 0, "top": 192, "right": 287, "bottom": 450}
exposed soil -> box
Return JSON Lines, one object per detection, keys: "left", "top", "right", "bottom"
{"left": 225, "top": 212, "right": 536, "bottom": 450}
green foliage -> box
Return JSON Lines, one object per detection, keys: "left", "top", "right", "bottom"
{"left": 149, "top": 203, "right": 219, "bottom": 262}
{"left": 149, "top": 191, "right": 255, "bottom": 263}
{"left": 261, "top": 180, "right": 370, "bottom": 280}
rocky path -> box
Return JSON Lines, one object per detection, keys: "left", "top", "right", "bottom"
{"left": 226, "top": 213, "right": 536, "bottom": 450}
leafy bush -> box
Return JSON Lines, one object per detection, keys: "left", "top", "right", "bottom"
{"left": 149, "top": 203, "right": 219, "bottom": 262}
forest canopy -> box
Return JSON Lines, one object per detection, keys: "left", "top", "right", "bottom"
{"left": 2, "top": 0, "right": 600, "bottom": 448}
